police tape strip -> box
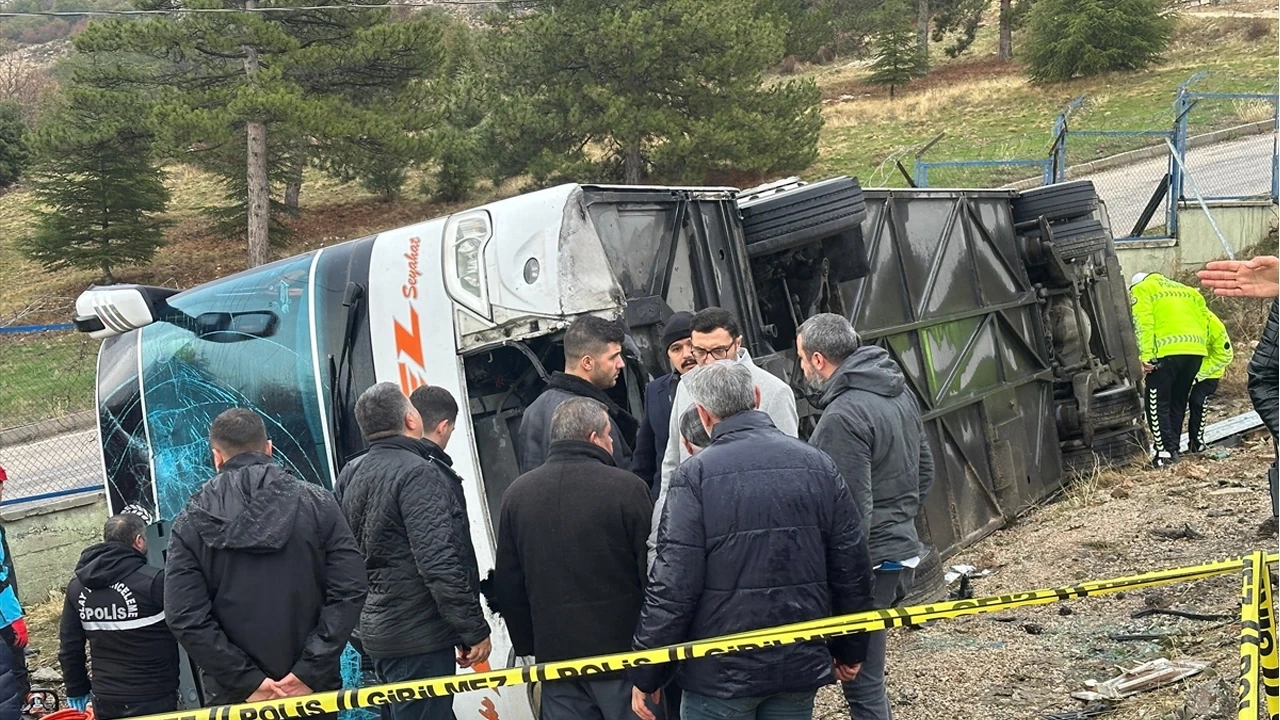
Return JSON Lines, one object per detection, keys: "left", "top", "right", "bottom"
{"left": 134, "top": 551, "right": 1280, "bottom": 720}
{"left": 1239, "top": 550, "right": 1279, "bottom": 720}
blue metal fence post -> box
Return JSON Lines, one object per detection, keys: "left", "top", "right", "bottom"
{"left": 1169, "top": 90, "right": 1188, "bottom": 238}
{"left": 914, "top": 158, "right": 927, "bottom": 188}
{"left": 1169, "top": 73, "right": 1206, "bottom": 239}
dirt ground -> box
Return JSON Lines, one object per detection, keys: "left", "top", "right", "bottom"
{"left": 17, "top": 403, "right": 1277, "bottom": 720}
{"left": 814, "top": 411, "right": 1277, "bottom": 720}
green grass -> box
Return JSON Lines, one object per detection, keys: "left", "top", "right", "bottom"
{"left": 808, "top": 15, "right": 1278, "bottom": 187}
{"left": 0, "top": 331, "right": 99, "bottom": 428}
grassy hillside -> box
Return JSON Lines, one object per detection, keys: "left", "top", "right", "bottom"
{"left": 0, "top": 14, "right": 1275, "bottom": 328}
{"left": 809, "top": 14, "right": 1278, "bottom": 187}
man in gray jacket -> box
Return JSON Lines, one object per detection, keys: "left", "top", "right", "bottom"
{"left": 797, "top": 313, "right": 934, "bottom": 720}
{"left": 650, "top": 307, "right": 799, "bottom": 563}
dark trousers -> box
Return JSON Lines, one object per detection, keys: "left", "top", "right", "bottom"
{"left": 541, "top": 676, "right": 639, "bottom": 720}
{"left": 373, "top": 649, "right": 458, "bottom": 720}
{"left": 93, "top": 694, "right": 178, "bottom": 720}
{"left": 1144, "top": 355, "right": 1202, "bottom": 458}
{"left": 842, "top": 566, "right": 915, "bottom": 720}
{"left": 1187, "top": 379, "right": 1219, "bottom": 452}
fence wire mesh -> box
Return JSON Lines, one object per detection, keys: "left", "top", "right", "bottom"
{"left": 1183, "top": 95, "right": 1277, "bottom": 202}
{"left": 0, "top": 328, "right": 103, "bottom": 505}
{"left": 1064, "top": 133, "right": 1175, "bottom": 237}
{"left": 914, "top": 130, "right": 1054, "bottom": 188}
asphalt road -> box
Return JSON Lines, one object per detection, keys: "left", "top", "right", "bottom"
{"left": 1, "top": 135, "right": 1275, "bottom": 508}
{"left": 0, "top": 428, "right": 101, "bottom": 505}
{"left": 1080, "top": 133, "right": 1275, "bottom": 235}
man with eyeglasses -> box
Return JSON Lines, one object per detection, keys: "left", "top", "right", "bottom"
{"left": 649, "top": 308, "right": 799, "bottom": 566}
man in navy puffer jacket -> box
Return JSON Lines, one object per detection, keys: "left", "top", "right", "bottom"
{"left": 630, "top": 361, "right": 875, "bottom": 720}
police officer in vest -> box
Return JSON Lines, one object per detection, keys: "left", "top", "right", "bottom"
{"left": 59, "top": 513, "right": 179, "bottom": 719}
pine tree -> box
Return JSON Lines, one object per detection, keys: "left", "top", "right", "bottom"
{"left": 0, "top": 100, "right": 28, "bottom": 190}
{"left": 1024, "top": 0, "right": 1175, "bottom": 83}
{"left": 869, "top": 0, "right": 926, "bottom": 99}
{"left": 487, "top": 0, "right": 822, "bottom": 186}
{"left": 18, "top": 88, "right": 170, "bottom": 284}
{"left": 73, "top": 2, "right": 447, "bottom": 267}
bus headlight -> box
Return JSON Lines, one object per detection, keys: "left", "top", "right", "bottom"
{"left": 444, "top": 211, "right": 493, "bottom": 319}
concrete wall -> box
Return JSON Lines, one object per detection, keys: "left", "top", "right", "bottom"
{"left": 2, "top": 493, "right": 106, "bottom": 604}
{"left": 1115, "top": 200, "right": 1279, "bottom": 280}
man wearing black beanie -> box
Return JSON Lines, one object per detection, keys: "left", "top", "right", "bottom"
{"left": 632, "top": 311, "right": 696, "bottom": 496}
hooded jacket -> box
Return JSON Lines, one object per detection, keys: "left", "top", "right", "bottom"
{"left": 518, "top": 373, "right": 639, "bottom": 473}
{"left": 1249, "top": 299, "right": 1279, "bottom": 440}
{"left": 338, "top": 436, "right": 489, "bottom": 659}
{"left": 59, "top": 542, "right": 178, "bottom": 703}
{"left": 164, "top": 453, "right": 366, "bottom": 704}
{"left": 810, "top": 346, "right": 934, "bottom": 566}
{"left": 632, "top": 411, "right": 874, "bottom": 700}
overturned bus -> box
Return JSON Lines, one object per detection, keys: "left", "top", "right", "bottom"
{"left": 72, "top": 177, "right": 1145, "bottom": 719}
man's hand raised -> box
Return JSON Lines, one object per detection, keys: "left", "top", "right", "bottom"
{"left": 1198, "top": 256, "right": 1280, "bottom": 298}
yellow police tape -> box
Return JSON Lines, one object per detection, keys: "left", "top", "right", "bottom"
{"left": 1238, "top": 550, "right": 1279, "bottom": 720}
{"left": 133, "top": 551, "right": 1280, "bottom": 720}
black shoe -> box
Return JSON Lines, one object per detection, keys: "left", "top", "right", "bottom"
{"left": 1152, "top": 452, "right": 1178, "bottom": 468}
{"left": 1186, "top": 444, "right": 1206, "bottom": 455}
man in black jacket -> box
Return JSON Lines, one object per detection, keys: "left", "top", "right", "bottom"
{"left": 165, "top": 408, "right": 366, "bottom": 707}
{"left": 1251, "top": 300, "right": 1279, "bottom": 536}
{"left": 631, "top": 361, "right": 874, "bottom": 720}
{"left": 495, "top": 397, "right": 652, "bottom": 720}
{"left": 60, "top": 513, "right": 178, "bottom": 719}
{"left": 339, "top": 383, "right": 490, "bottom": 720}
{"left": 1198, "top": 256, "right": 1279, "bottom": 536}
{"left": 633, "top": 311, "right": 696, "bottom": 496}
{"left": 518, "top": 315, "right": 638, "bottom": 473}
{"left": 797, "top": 314, "right": 934, "bottom": 720}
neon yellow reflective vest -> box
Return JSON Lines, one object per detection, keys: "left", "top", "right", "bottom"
{"left": 1130, "top": 273, "right": 1210, "bottom": 362}
{"left": 1197, "top": 310, "right": 1233, "bottom": 381}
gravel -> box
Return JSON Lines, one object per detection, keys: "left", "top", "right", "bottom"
{"left": 814, "top": 429, "right": 1277, "bottom": 720}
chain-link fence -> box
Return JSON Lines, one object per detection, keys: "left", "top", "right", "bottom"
{"left": 913, "top": 75, "right": 1278, "bottom": 241}
{"left": 913, "top": 129, "right": 1055, "bottom": 189}
{"left": 1181, "top": 93, "right": 1277, "bottom": 203}
{"left": 0, "top": 325, "right": 103, "bottom": 506}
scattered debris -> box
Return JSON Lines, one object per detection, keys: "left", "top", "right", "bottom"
{"left": 1072, "top": 658, "right": 1209, "bottom": 702}
{"left": 1149, "top": 523, "right": 1203, "bottom": 540}
{"left": 1206, "top": 449, "right": 1232, "bottom": 461}
{"left": 1110, "top": 487, "right": 1130, "bottom": 499}
{"left": 1206, "top": 508, "right": 1234, "bottom": 517}
{"left": 944, "top": 565, "right": 993, "bottom": 584}
{"left": 1024, "top": 623, "right": 1044, "bottom": 635}
{"left": 1059, "top": 606, "right": 1074, "bottom": 616}
{"left": 1131, "top": 608, "right": 1230, "bottom": 622}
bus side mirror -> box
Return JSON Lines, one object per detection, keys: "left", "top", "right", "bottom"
{"left": 74, "top": 285, "right": 179, "bottom": 339}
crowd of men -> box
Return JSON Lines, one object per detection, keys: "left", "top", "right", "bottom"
{"left": 39, "top": 253, "right": 1278, "bottom": 720}
{"left": 45, "top": 306, "right": 934, "bottom": 720}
